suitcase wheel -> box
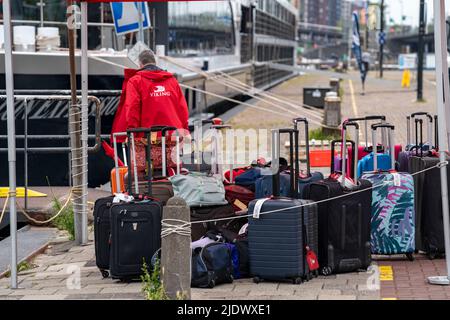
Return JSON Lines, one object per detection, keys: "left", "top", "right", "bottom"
{"left": 427, "top": 251, "right": 438, "bottom": 260}
{"left": 208, "top": 279, "right": 216, "bottom": 289}
{"left": 100, "top": 270, "right": 109, "bottom": 279}
{"left": 321, "top": 266, "right": 333, "bottom": 276}
{"left": 293, "top": 277, "right": 303, "bottom": 285}
{"left": 253, "top": 277, "right": 262, "bottom": 284}
{"left": 227, "top": 275, "right": 234, "bottom": 284}
{"left": 406, "top": 253, "right": 415, "bottom": 262}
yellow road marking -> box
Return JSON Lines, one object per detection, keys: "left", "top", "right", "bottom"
{"left": 379, "top": 265, "right": 394, "bottom": 281}
{"left": 382, "top": 298, "right": 398, "bottom": 300}
{"left": 348, "top": 79, "right": 358, "bottom": 117}
{"left": 0, "top": 187, "right": 47, "bottom": 198}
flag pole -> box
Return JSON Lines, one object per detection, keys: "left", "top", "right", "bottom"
{"left": 428, "top": 0, "right": 450, "bottom": 286}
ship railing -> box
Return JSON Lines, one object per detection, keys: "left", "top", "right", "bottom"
{"left": 0, "top": 95, "right": 103, "bottom": 209}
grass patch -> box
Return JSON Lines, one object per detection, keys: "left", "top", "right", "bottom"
{"left": 4, "top": 261, "right": 36, "bottom": 278}
{"left": 141, "top": 259, "right": 169, "bottom": 300}
{"left": 51, "top": 197, "right": 75, "bottom": 241}
{"left": 309, "top": 128, "right": 342, "bottom": 141}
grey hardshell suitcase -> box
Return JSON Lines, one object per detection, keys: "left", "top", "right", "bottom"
{"left": 248, "top": 128, "right": 319, "bottom": 284}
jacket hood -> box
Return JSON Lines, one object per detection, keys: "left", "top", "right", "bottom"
{"left": 137, "top": 69, "right": 174, "bottom": 82}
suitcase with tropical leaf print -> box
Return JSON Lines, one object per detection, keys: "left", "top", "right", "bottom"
{"left": 361, "top": 124, "right": 415, "bottom": 260}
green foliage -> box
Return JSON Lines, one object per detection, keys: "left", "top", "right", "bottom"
{"left": 51, "top": 197, "right": 75, "bottom": 241}
{"left": 141, "top": 259, "right": 169, "bottom": 301}
{"left": 4, "top": 261, "right": 35, "bottom": 278}
{"left": 309, "top": 128, "right": 342, "bottom": 141}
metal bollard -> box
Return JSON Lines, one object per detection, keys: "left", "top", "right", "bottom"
{"left": 161, "top": 197, "right": 191, "bottom": 300}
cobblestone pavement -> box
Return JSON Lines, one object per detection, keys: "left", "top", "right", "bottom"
{"left": 0, "top": 70, "right": 444, "bottom": 300}
{"left": 0, "top": 234, "right": 145, "bottom": 300}
{"left": 377, "top": 255, "right": 450, "bottom": 300}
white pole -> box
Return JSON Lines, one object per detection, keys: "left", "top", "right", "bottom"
{"left": 2, "top": 0, "right": 18, "bottom": 289}
{"left": 80, "top": 1, "right": 89, "bottom": 245}
{"left": 429, "top": 0, "right": 450, "bottom": 286}
{"left": 138, "top": 2, "right": 144, "bottom": 43}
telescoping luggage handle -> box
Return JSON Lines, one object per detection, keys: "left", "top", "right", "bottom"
{"left": 271, "top": 128, "right": 300, "bottom": 199}
{"left": 371, "top": 123, "right": 396, "bottom": 171}
{"left": 192, "top": 118, "right": 225, "bottom": 173}
{"left": 415, "top": 118, "right": 424, "bottom": 157}
{"left": 408, "top": 112, "right": 433, "bottom": 147}
{"left": 126, "top": 126, "right": 181, "bottom": 197}
{"left": 210, "top": 123, "right": 232, "bottom": 181}
{"left": 347, "top": 115, "right": 386, "bottom": 147}
{"left": 330, "top": 139, "right": 356, "bottom": 178}
{"left": 342, "top": 122, "right": 360, "bottom": 183}
{"left": 435, "top": 115, "right": 439, "bottom": 150}
{"left": 293, "top": 118, "right": 311, "bottom": 178}
{"left": 112, "top": 132, "right": 129, "bottom": 194}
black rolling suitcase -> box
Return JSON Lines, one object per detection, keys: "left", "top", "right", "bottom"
{"left": 248, "top": 128, "right": 319, "bottom": 284}
{"left": 93, "top": 196, "right": 115, "bottom": 278}
{"left": 109, "top": 128, "right": 163, "bottom": 281}
{"left": 305, "top": 121, "right": 372, "bottom": 275}
{"left": 409, "top": 117, "right": 448, "bottom": 259}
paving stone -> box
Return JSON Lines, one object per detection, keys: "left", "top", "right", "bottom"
{"left": 112, "top": 293, "right": 145, "bottom": 300}
{"left": 318, "top": 295, "right": 356, "bottom": 300}
{"left": 250, "top": 289, "right": 295, "bottom": 296}
{"left": 21, "top": 295, "right": 68, "bottom": 300}
{"left": 9, "top": 288, "right": 59, "bottom": 296}
{"left": 233, "top": 283, "right": 278, "bottom": 291}
{"left": 100, "top": 286, "right": 142, "bottom": 294}
{"left": 54, "top": 287, "right": 102, "bottom": 295}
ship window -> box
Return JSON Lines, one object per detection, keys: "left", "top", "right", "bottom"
{"left": 168, "top": 1, "right": 235, "bottom": 57}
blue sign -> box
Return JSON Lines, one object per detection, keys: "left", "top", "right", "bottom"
{"left": 110, "top": 2, "right": 151, "bottom": 35}
{"left": 379, "top": 32, "right": 386, "bottom": 45}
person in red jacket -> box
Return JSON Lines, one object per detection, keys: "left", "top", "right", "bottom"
{"left": 124, "top": 49, "right": 189, "bottom": 131}
{"left": 123, "top": 49, "right": 189, "bottom": 177}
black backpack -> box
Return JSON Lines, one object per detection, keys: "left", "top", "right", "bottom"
{"left": 191, "top": 242, "right": 234, "bottom": 288}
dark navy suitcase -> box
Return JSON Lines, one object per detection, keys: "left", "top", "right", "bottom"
{"left": 248, "top": 128, "right": 319, "bottom": 284}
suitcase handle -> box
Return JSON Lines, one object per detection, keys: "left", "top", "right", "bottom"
{"left": 410, "top": 112, "right": 433, "bottom": 146}
{"left": 126, "top": 126, "right": 181, "bottom": 197}
{"left": 343, "top": 122, "right": 359, "bottom": 181}
{"left": 371, "top": 123, "right": 395, "bottom": 171}
{"left": 435, "top": 115, "right": 439, "bottom": 150}
{"left": 112, "top": 132, "right": 129, "bottom": 194}
{"left": 293, "top": 118, "right": 311, "bottom": 177}
{"left": 346, "top": 115, "right": 387, "bottom": 150}
{"left": 330, "top": 139, "right": 356, "bottom": 179}
{"left": 415, "top": 119, "right": 424, "bottom": 158}
{"left": 271, "top": 129, "right": 300, "bottom": 199}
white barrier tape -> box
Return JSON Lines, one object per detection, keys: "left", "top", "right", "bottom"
{"left": 188, "top": 160, "right": 449, "bottom": 226}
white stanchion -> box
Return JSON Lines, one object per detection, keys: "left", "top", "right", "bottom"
{"left": 428, "top": 0, "right": 450, "bottom": 286}
{"left": 2, "top": 0, "right": 18, "bottom": 289}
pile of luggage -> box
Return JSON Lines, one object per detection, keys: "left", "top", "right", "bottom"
{"left": 93, "top": 112, "right": 448, "bottom": 288}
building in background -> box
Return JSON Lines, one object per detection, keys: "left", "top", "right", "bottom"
{"left": 298, "top": 0, "right": 344, "bottom": 58}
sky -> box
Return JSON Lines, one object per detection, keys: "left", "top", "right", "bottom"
{"left": 384, "top": 0, "right": 445, "bottom": 27}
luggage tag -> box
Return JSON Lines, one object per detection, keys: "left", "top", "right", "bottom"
{"left": 305, "top": 246, "right": 319, "bottom": 271}
{"left": 234, "top": 199, "right": 248, "bottom": 211}
{"left": 252, "top": 198, "right": 269, "bottom": 219}
{"left": 391, "top": 173, "right": 401, "bottom": 187}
